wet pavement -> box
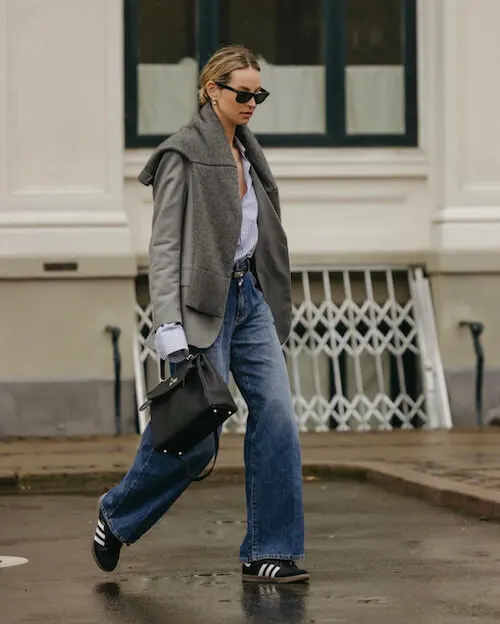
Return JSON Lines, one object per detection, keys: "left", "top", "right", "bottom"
{"left": 2, "top": 481, "right": 500, "bottom": 623}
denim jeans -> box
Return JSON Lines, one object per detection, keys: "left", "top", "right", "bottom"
{"left": 101, "top": 270, "right": 305, "bottom": 562}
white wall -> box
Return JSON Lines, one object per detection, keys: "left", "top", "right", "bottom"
{"left": 431, "top": 0, "right": 500, "bottom": 256}
{"left": 1, "top": 0, "right": 500, "bottom": 272}
{"left": 125, "top": 148, "right": 431, "bottom": 265}
{"left": 0, "top": 0, "right": 133, "bottom": 276}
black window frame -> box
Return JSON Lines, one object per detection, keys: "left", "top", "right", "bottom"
{"left": 124, "top": 0, "right": 418, "bottom": 148}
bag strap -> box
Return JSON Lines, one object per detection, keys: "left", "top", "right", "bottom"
{"left": 191, "top": 431, "right": 220, "bottom": 482}
{"left": 176, "top": 431, "right": 220, "bottom": 483}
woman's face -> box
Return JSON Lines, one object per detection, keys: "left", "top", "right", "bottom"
{"left": 209, "top": 67, "right": 263, "bottom": 127}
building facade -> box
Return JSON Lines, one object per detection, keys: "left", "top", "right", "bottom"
{"left": 1, "top": 0, "right": 499, "bottom": 435}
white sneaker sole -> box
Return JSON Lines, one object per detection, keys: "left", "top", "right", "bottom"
{"left": 242, "top": 572, "right": 310, "bottom": 584}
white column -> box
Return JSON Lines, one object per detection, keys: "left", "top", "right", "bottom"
{"left": 432, "top": 0, "right": 500, "bottom": 253}
{"left": 0, "top": 0, "right": 133, "bottom": 274}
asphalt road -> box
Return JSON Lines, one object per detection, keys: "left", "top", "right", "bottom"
{"left": 2, "top": 480, "right": 500, "bottom": 623}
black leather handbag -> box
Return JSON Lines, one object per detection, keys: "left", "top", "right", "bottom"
{"left": 139, "top": 353, "right": 238, "bottom": 481}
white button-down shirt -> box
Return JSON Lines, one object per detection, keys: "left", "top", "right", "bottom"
{"left": 233, "top": 138, "right": 259, "bottom": 263}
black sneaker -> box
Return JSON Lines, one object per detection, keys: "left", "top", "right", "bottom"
{"left": 92, "top": 498, "right": 122, "bottom": 572}
{"left": 242, "top": 560, "right": 309, "bottom": 584}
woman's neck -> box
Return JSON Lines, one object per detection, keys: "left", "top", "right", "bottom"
{"left": 213, "top": 106, "right": 236, "bottom": 146}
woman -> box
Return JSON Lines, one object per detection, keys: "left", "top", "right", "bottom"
{"left": 92, "top": 44, "right": 308, "bottom": 584}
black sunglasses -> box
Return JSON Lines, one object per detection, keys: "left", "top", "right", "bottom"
{"left": 215, "top": 82, "right": 270, "bottom": 105}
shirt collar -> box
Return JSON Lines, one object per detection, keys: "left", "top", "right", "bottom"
{"left": 234, "top": 137, "right": 247, "bottom": 156}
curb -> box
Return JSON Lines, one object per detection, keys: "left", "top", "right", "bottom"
{"left": 0, "top": 474, "right": 19, "bottom": 494}
{"left": 2, "top": 462, "right": 500, "bottom": 522}
{"left": 0, "top": 464, "right": 365, "bottom": 496}
{"left": 357, "top": 462, "right": 500, "bottom": 522}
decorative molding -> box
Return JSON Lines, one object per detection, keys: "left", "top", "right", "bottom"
{"left": 0, "top": 1, "right": 8, "bottom": 206}
{"left": 434, "top": 206, "right": 500, "bottom": 224}
{"left": 0, "top": 1, "right": 132, "bottom": 267}
{"left": 416, "top": 0, "right": 430, "bottom": 155}
{"left": 0, "top": 225, "right": 134, "bottom": 261}
{"left": 438, "top": 0, "right": 500, "bottom": 208}
{"left": 434, "top": 220, "right": 500, "bottom": 252}
{"left": 277, "top": 182, "right": 416, "bottom": 204}
{"left": 441, "top": 0, "right": 460, "bottom": 206}
{"left": 0, "top": 255, "right": 136, "bottom": 278}
{"left": 10, "top": 186, "right": 108, "bottom": 197}
{"left": 0, "top": 0, "right": 124, "bottom": 210}
{"left": 124, "top": 148, "right": 429, "bottom": 181}
{"left": 0, "top": 210, "right": 129, "bottom": 228}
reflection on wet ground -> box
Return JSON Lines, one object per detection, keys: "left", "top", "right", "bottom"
{"left": 94, "top": 580, "right": 309, "bottom": 624}
{"left": 3, "top": 482, "right": 500, "bottom": 623}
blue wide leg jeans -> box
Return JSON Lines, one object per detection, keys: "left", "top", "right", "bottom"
{"left": 101, "top": 271, "right": 305, "bottom": 562}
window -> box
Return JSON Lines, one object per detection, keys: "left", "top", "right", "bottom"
{"left": 219, "top": 0, "right": 326, "bottom": 135}
{"left": 125, "top": 0, "right": 418, "bottom": 148}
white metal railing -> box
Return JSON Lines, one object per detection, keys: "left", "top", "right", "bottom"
{"left": 134, "top": 267, "right": 452, "bottom": 434}
{"left": 409, "top": 267, "right": 453, "bottom": 429}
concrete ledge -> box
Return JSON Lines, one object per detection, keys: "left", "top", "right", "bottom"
{"left": 0, "top": 474, "right": 19, "bottom": 494}
{"left": 3, "top": 430, "right": 500, "bottom": 522}
{"left": 2, "top": 459, "right": 500, "bottom": 523}
{"left": 354, "top": 462, "right": 500, "bottom": 521}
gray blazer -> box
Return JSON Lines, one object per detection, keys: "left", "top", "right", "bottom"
{"left": 144, "top": 151, "right": 293, "bottom": 352}
{"left": 143, "top": 151, "right": 293, "bottom": 353}
{"left": 141, "top": 104, "right": 293, "bottom": 353}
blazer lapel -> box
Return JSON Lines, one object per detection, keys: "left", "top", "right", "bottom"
{"left": 250, "top": 167, "right": 280, "bottom": 221}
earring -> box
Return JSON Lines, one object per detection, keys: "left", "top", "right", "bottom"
{"left": 212, "top": 99, "right": 217, "bottom": 106}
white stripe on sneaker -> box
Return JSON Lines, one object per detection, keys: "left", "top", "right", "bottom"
{"left": 265, "top": 565, "right": 275, "bottom": 578}
{"left": 94, "top": 535, "right": 106, "bottom": 547}
{"left": 271, "top": 565, "right": 280, "bottom": 578}
{"left": 258, "top": 563, "right": 269, "bottom": 577}
{"left": 96, "top": 527, "right": 106, "bottom": 541}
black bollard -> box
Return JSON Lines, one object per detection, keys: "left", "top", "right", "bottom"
{"left": 105, "top": 325, "right": 122, "bottom": 435}
{"left": 459, "top": 321, "right": 485, "bottom": 427}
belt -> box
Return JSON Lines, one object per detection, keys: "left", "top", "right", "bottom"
{"left": 232, "top": 259, "right": 250, "bottom": 279}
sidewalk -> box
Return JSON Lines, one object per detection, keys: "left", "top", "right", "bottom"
{"left": 2, "top": 429, "right": 500, "bottom": 520}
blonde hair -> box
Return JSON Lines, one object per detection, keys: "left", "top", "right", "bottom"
{"left": 198, "top": 44, "right": 261, "bottom": 105}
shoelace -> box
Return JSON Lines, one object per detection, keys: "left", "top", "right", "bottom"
{"left": 268, "top": 559, "right": 296, "bottom": 568}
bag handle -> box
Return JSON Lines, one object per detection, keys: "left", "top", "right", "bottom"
{"left": 160, "top": 353, "right": 194, "bottom": 382}
{"left": 159, "top": 358, "right": 166, "bottom": 380}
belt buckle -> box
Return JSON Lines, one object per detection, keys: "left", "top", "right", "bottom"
{"left": 233, "top": 270, "right": 245, "bottom": 279}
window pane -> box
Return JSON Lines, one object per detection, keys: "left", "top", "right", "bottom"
{"left": 219, "top": 0, "right": 325, "bottom": 134}
{"left": 137, "top": 0, "right": 197, "bottom": 135}
{"left": 345, "top": 0, "right": 406, "bottom": 135}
